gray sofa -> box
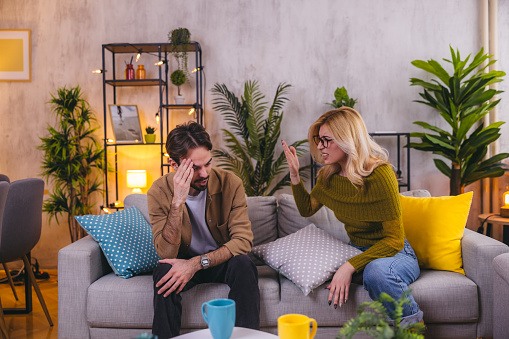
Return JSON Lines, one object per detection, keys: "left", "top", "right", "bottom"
{"left": 58, "top": 190, "right": 509, "bottom": 339}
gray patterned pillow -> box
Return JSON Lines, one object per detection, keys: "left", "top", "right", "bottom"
{"left": 252, "top": 223, "right": 362, "bottom": 295}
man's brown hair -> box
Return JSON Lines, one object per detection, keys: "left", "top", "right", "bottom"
{"left": 166, "top": 121, "right": 212, "bottom": 165}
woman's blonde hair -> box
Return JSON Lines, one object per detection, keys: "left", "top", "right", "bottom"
{"left": 309, "top": 107, "right": 390, "bottom": 188}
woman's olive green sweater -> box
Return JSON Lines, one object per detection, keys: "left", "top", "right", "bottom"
{"left": 292, "top": 164, "right": 405, "bottom": 272}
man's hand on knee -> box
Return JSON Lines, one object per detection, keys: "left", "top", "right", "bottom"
{"left": 156, "top": 257, "right": 201, "bottom": 297}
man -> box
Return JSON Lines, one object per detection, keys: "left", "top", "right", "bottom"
{"left": 147, "top": 121, "right": 260, "bottom": 338}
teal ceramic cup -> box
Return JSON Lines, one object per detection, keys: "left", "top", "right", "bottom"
{"left": 201, "top": 298, "right": 236, "bottom": 339}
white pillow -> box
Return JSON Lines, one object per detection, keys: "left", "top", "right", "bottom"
{"left": 252, "top": 223, "right": 361, "bottom": 295}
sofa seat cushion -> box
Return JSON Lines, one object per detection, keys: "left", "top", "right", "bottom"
{"left": 410, "top": 270, "right": 478, "bottom": 323}
{"left": 87, "top": 266, "right": 280, "bottom": 329}
{"left": 277, "top": 269, "right": 478, "bottom": 327}
{"left": 278, "top": 277, "right": 372, "bottom": 326}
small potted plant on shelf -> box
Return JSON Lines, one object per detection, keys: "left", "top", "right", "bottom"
{"left": 171, "top": 69, "right": 186, "bottom": 104}
{"left": 168, "top": 27, "right": 192, "bottom": 78}
{"left": 144, "top": 126, "right": 157, "bottom": 143}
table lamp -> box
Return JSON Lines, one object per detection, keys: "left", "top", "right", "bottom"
{"left": 501, "top": 188, "right": 509, "bottom": 217}
{"left": 127, "top": 170, "right": 147, "bottom": 193}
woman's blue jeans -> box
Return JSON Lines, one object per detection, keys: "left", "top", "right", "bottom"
{"left": 349, "top": 239, "right": 423, "bottom": 325}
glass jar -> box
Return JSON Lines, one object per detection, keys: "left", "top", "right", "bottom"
{"left": 136, "top": 65, "right": 146, "bottom": 79}
{"left": 125, "top": 64, "right": 135, "bottom": 80}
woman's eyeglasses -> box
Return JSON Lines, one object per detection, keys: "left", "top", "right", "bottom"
{"left": 312, "top": 135, "right": 333, "bottom": 148}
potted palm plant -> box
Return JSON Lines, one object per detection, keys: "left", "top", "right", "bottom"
{"left": 211, "top": 80, "right": 310, "bottom": 196}
{"left": 409, "top": 46, "right": 508, "bottom": 195}
{"left": 39, "top": 86, "right": 105, "bottom": 242}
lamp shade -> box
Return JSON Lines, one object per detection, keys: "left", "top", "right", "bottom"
{"left": 501, "top": 188, "right": 509, "bottom": 217}
{"left": 127, "top": 170, "right": 147, "bottom": 193}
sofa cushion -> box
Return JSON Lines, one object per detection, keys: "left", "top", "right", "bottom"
{"left": 124, "top": 194, "right": 150, "bottom": 222}
{"left": 75, "top": 206, "right": 161, "bottom": 278}
{"left": 277, "top": 194, "right": 349, "bottom": 242}
{"left": 400, "top": 191, "right": 473, "bottom": 274}
{"left": 252, "top": 224, "right": 361, "bottom": 296}
{"left": 409, "top": 270, "right": 478, "bottom": 323}
{"left": 87, "top": 266, "right": 280, "bottom": 329}
{"left": 246, "top": 196, "right": 278, "bottom": 246}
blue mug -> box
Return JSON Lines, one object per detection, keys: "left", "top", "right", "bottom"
{"left": 201, "top": 298, "right": 236, "bottom": 339}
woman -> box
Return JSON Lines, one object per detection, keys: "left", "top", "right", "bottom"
{"left": 282, "top": 107, "right": 423, "bottom": 325}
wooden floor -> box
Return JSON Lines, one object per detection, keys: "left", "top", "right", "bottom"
{"left": 0, "top": 269, "right": 57, "bottom": 339}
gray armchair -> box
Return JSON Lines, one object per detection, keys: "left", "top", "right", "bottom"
{"left": 493, "top": 252, "right": 509, "bottom": 339}
{"left": 0, "top": 181, "right": 10, "bottom": 339}
{"left": 0, "top": 178, "right": 53, "bottom": 327}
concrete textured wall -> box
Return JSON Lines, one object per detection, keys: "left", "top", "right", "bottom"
{"left": 1, "top": 0, "right": 508, "bottom": 269}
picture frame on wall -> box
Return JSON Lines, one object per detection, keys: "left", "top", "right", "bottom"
{"left": 0, "top": 29, "right": 31, "bottom": 81}
{"left": 109, "top": 105, "right": 143, "bottom": 143}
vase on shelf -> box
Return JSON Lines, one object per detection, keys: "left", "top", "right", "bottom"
{"left": 144, "top": 134, "right": 156, "bottom": 143}
{"left": 174, "top": 95, "right": 185, "bottom": 105}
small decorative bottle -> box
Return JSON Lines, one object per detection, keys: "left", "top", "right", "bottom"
{"left": 136, "top": 65, "right": 146, "bottom": 79}
{"left": 125, "top": 64, "right": 135, "bottom": 80}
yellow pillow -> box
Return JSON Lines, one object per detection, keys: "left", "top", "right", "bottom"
{"left": 400, "top": 191, "right": 473, "bottom": 275}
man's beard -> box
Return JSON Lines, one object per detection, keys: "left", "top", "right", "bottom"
{"left": 190, "top": 176, "right": 209, "bottom": 192}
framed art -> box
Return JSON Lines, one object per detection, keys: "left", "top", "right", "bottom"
{"left": 0, "top": 29, "right": 31, "bottom": 81}
{"left": 109, "top": 105, "right": 143, "bottom": 143}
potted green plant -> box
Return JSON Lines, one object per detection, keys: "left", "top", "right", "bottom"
{"left": 145, "top": 126, "right": 157, "bottom": 143}
{"left": 338, "top": 290, "right": 425, "bottom": 339}
{"left": 171, "top": 69, "right": 186, "bottom": 104}
{"left": 211, "top": 80, "right": 310, "bottom": 196}
{"left": 409, "top": 46, "right": 508, "bottom": 195}
{"left": 168, "top": 27, "right": 191, "bottom": 78}
{"left": 327, "top": 86, "right": 357, "bottom": 109}
{"left": 39, "top": 86, "right": 105, "bottom": 243}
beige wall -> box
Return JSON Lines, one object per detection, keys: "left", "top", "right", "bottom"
{"left": 1, "top": 0, "right": 508, "bottom": 269}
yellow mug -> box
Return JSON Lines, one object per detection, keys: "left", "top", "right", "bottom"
{"left": 278, "top": 314, "right": 317, "bottom": 339}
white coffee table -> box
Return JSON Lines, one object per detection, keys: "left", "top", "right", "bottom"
{"left": 176, "top": 327, "right": 278, "bottom": 338}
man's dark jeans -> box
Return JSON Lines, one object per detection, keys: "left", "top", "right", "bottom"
{"left": 152, "top": 254, "right": 260, "bottom": 339}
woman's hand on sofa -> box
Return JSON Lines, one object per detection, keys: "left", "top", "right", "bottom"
{"left": 327, "top": 262, "right": 356, "bottom": 309}
{"left": 155, "top": 257, "right": 201, "bottom": 297}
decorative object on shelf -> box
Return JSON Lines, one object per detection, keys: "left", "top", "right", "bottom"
{"left": 108, "top": 105, "right": 143, "bottom": 143}
{"left": 136, "top": 64, "right": 146, "bottom": 79}
{"left": 337, "top": 290, "right": 425, "bottom": 339}
{"left": 144, "top": 125, "right": 157, "bottom": 143}
{"left": 39, "top": 86, "right": 105, "bottom": 243}
{"left": 168, "top": 27, "right": 191, "bottom": 78}
{"left": 409, "top": 46, "right": 508, "bottom": 195}
{"left": 170, "top": 69, "right": 186, "bottom": 104}
{"left": 212, "top": 80, "right": 310, "bottom": 196}
{"left": 501, "top": 187, "right": 509, "bottom": 217}
{"left": 126, "top": 170, "right": 147, "bottom": 193}
{"left": 125, "top": 59, "right": 135, "bottom": 80}
{"left": 0, "top": 29, "right": 31, "bottom": 81}
{"left": 326, "top": 86, "right": 357, "bottom": 109}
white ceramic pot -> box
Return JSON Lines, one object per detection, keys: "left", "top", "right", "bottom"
{"left": 174, "top": 95, "right": 185, "bottom": 105}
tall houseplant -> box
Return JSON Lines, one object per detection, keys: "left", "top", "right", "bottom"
{"left": 409, "top": 46, "right": 508, "bottom": 195}
{"left": 212, "top": 81, "right": 310, "bottom": 196}
{"left": 39, "top": 86, "right": 105, "bottom": 242}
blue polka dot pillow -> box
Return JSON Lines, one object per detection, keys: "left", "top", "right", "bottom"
{"left": 75, "top": 206, "right": 161, "bottom": 278}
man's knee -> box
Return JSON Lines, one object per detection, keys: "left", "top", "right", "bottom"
{"left": 227, "top": 255, "right": 258, "bottom": 282}
{"left": 153, "top": 263, "right": 173, "bottom": 283}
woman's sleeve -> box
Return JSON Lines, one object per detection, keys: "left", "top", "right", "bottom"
{"left": 291, "top": 180, "right": 323, "bottom": 217}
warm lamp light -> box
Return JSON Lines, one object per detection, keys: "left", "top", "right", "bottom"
{"left": 501, "top": 187, "right": 509, "bottom": 217}
{"left": 127, "top": 170, "right": 147, "bottom": 193}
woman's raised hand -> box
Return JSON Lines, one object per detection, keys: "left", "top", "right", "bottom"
{"left": 281, "top": 140, "right": 301, "bottom": 185}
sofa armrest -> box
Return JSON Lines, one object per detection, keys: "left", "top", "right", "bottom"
{"left": 58, "top": 235, "right": 111, "bottom": 339}
{"left": 461, "top": 228, "right": 509, "bottom": 338}
{"left": 492, "top": 253, "right": 509, "bottom": 339}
